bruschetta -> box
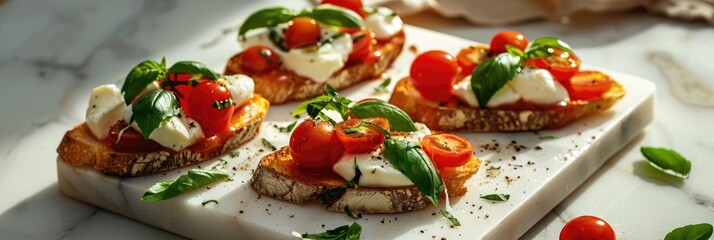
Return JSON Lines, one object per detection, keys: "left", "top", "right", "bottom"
{"left": 389, "top": 31, "right": 625, "bottom": 131}
{"left": 57, "top": 59, "right": 269, "bottom": 176}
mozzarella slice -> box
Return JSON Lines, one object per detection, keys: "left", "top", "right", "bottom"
{"left": 224, "top": 74, "right": 255, "bottom": 106}
{"left": 123, "top": 107, "right": 203, "bottom": 151}
{"left": 452, "top": 76, "right": 521, "bottom": 108}
{"left": 509, "top": 68, "right": 570, "bottom": 104}
{"left": 452, "top": 76, "right": 480, "bottom": 108}
{"left": 282, "top": 43, "right": 348, "bottom": 83}
{"left": 488, "top": 84, "right": 521, "bottom": 107}
{"left": 364, "top": 7, "right": 404, "bottom": 40}
{"left": 86, "top": 84, "right": 126, "bottom": 139}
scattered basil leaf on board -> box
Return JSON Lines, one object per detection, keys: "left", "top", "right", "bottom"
{"left": 167, "top": 61, "right": 221, "bottom": 80}
{"left": 141, "top": 168, "right": 230, "bottom": 201}
{"left": 373, "top": 78, "right": 391, "bottom": 93}
{"left": 308, "top": 7, "right": 365, "bottom": 28}
{"left": 131, "top": 89, "right": 181, "bottom": 139}
{"left": 641, "top": 147, "right": 691, "bottom": 179}
{"left": 278, "top": 121, "right": 298, "bottom": 133}
{"left": 261, "top": 138, "right": 277, "bottom": 151}
{"left": 665, "top": 223, "right": 713, "bottom": 240}
{"left": 539, "top": 135, "right": 559, "bottom": 140}
{"left": 524, "top": 37, "right": 574, "bottom": 59}
{"left": 382, "top": 139, "right": 444, "bottom": 206}
{"left": 470, "top": 53, "right": 522, "bottom": 108}
{"left": 201, "top": 199, "right": 219, "bottom": 206}
{"left": 238, "top": 7, "right": 296, "bottom": 37}
{"left": 301, "top": 222, "right": 362, "bottom": 240}
{"left": 480, "top": 194, "right": 510, "bottom": 201}
{"left": 348, "top": 100, "right": 417, "bottom": 132}
{"left": 439, "top": 209, "right": 461, "bottom": 226}
{"left": 121, "top": 59, "right": 166, "bottom": 104}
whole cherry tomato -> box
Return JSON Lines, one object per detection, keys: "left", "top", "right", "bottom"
{"left": 567, "top": 71, "right": 614, "bottom": 101}
{"left": 240, "top": 45, "right": 280, "bottom": 74}
{"left": 290, "top": 119, "right": 345, "bottom": 174}
{"left": 335, "top": 117, "right": 389, "bottom": 153}
{"left": 490, "top": 30, "right": 529, "bottom": 55}
{"left": 187, "top": 81, "right": 235, "bottom": 136}
{"left": 409, "top": 50, "right": 461, "bottom": 102}
{"left": 560, "top": 215, "right": 616, "bottom": 240}
{"left": 285, "top": 17, "right": 322, "bottom": 49}
{"left": 456, "top": 45, "right": 491, "bottom": 78}
{"left": 420, "top": 134, "right": 473, "bottom": 169}
{"left": 525, "top": 47, "right": 581, "bottom": 82}
{"left": 321, "top": 0, "right": 366, "bottom": 18}
{"left": 160, "top": 73, "right": 200, "bottom": 115}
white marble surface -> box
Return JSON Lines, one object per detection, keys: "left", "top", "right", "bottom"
{"left": 1, "top": 0, "right": 713, "bottom": 239}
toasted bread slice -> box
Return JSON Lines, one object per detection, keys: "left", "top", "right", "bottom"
{"left": 224, "top": 32, "right": 405, "bottom": 104}
{"left": 389, "top": 78, "right": 626, "bottom": 132}
{"left": 250, "top": 146, "right": 480, "bottom": 214}
{"left": 57, "top": 95, "right": 270, "bottom": 177}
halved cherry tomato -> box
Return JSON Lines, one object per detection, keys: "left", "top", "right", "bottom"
{"left": 525, "top": 47, "right": 581, "bottom": 82}
{"left": 108, "top": 122, "right": 164, "bottom": 152}
{"left": 420, "top": 134, "right": 473, "bottom": 169}
{"left": 568, "top": 71, "right": 614, "bottom": 101}
{"left": 456, "top": 45, "right": 491, "bottom": 78}
{"left": 321, "top": 0, "right": 366, "bottom": 18}
{"left": 489, "top": 30, "right": 528, "bottom": 55}
{"left": 240, "top": 45, "right": 280, "bottom": 74}
{"left": 290, "top": 119, "right": 345, "bottom": 174}
{"left": 560, "top": 215, "right": 616, "bottom": 240}
{"left": 409, "top": 50, "right": 460, "bottom": 102}
{"left": 187, "top": 81, "right": 234, "bottom": 136}
{"left": 285, "top": 17, "right": 322, "bottom": 49}
{"left": 160, "top": 73, "right": 199, "bottom": 115}
{"left": 347, "top": 30, "right": 376, "bottom": 64}
{"left": 335, "top": 117, "right": 389, "bottom": 153}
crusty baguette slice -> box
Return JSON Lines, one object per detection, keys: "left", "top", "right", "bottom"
{"left": 57, "top": 95, "right": 270, "bottom": 177}
{"left": 224, "top": 32, "right": 405, "bottom": 104}
{"left": 250, "top": 146, "right": 481, "bottom": 214}
{"left": 389, "top": 78, "right": 626, "bottom": 132}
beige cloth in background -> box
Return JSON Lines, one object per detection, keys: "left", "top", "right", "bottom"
{"left": 363, "top": 0, "right": 714, "bottom": 24}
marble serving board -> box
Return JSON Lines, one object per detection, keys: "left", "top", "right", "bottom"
{"left": 56, "top": 26, "right": 655, "bottom": 240}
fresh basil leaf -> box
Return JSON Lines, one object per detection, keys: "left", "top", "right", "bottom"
{"left": 278, "top": 121, "right": 298, "bottom": 133}
{"left": 344, "top": 206, "right": 361, "bottom": 219}
{"left": 261, "top": 138, "right": 277, "bottom": 151}
{"left": 293, "top": 95, "right": 331, "bottom": 117}
{"left": 480, "top": 194, "right": 510, "bottom": 201}
{"left": 268, "top": 27, "right": 288, "bottom": 52}
{"left": 382, "top": 139, "right": 443, "bottom": 206}
{"left": 167, "top": 61, "right": 221, "bottom": 80}
{"left": 292, "top": 85, "right": 352, "bottom": 121}
{"left": 439, "top": 209, "right": 461, "bottom": 226}
{"left": 141, "top": 168, "right": 230, "bottom": 201}
{"left": 121, "top": 60, "right": 165, "bottom": 104}
{"left": 470, "top": 53, "right": 522, "bottom": 108}
{"left": 308, "top": 7, "right": 364, "bottom": 28}
{"left": 131, "top": 89, "right": 180, "bottom": 138}
{"left": 349, "top": 100, "right": 417, "bottom": 132}
{"left": 539, "top": 135, "right": 559, "bottom": 140}
{"left": 665, "top": 223, "right": 713, "bottom": 240}
{"left": 641, "top": 147, "right": 691, "bottom": 179}
{"left": 505, "top": 45, "right": 525, "bottom": 58}
{"left": 318, "top": 159, "right": 361, "bottom": 204}
{"left": 238, "top": 7, "right": 296, "bottom": 37}
{"left": 301, "top": 222, "right": 362, "bottom": 240}
{"left": 524, "top": 37, "right": 574, "bottom": 59}
{"left": 201, "top": 199, "right": 219, "bottom": 206}
{"left": 373, "top": 78, "right": 391, "bottom": 93}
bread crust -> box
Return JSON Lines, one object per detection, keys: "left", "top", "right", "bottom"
{"left": 57, "top": 95, "right": 270, "bottom": 177}
{"left": 250, "top": 147, "right": 480, "bottom": 214}
{"left": 388, "top": 78, "right": 626, "bottom": 132}
{"left": 224, "top": 32, "right": 406, "bottom": 104}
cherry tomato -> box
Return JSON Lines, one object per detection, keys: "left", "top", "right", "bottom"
{"left": 285, "top": 17, "right": 322, "bottom": 49}
{"left": 409, "top": 50, "right": 461, "bottom": 102}
{"left": 240, "top": 45, "right": 280, "bottom": 74}
{"left": 560, "top": 215, "right": 616, "bottom": 240}
{"left": 290, "top": 119, "right": 345, "bottom": 174}
{"left": 321, "top": 0, "right": 366, "bottom": 18}
{"left": 160, "top": 73, "right": 199, "bottom": 115}
{"left": 567, "top": 71, "right": 614, "bottom": 101}
{"left": 489, "top": 30, "right": 528, "bottom": 55}
{"left": 420, "top": 134, "right": 474, "bottom": 169}
{"left": 525, "top": 47, "right": 581, "bottom": 82}
{"left": 108, "top": 122, "right": 163, "bottom": 152}
{"left": 187, "top": 81, "right": 235, "bottom": 136}
{"left": 347, "top": 30, "right": 376, "bottom": 64}
{"left": 456, "top": 45, "right": 491, "bottom": 78}
{"left": 335, "top": 117, "right": 389, "bottom": 153}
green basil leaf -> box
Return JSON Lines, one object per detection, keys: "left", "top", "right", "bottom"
{"left": 439, "top": 209, "right": 461, "bottom": 226}
{"left": 480, "top": 194, "right": 510, "bottom": 201}
{"left": 382, "top": 139, "right": 443, "bottom": 206}
{"left": 278, "top": 121, "right": 298, "bottom": 133}
{"left": 201, "top": 199, "right": 219, "bottom": 206}
{"left": 470, "top": 53, "right": 522, "bottom": 108}
{"left": 308, "top": 7, "right": 364, "bottom": 28}
{"left": 665, "top": 223, "right": 713, "bottom": 240}
{"left": 292, "top": 85, "right": 352, "bottom": 121}
{"left": 505, "top": 45, "right": 525, "bottom": 58}
{"left": 238, "top": 7, "right": 297, "bottom": 37}
{"left": 373, "top": 77, "right": 391, "bottom": 93}
{"left": 344, "top": 206, "right": 361, "bottom": 219}
{"left": 261, "top": 138, "right": 277, "bottom": 151}
{"left": 318, "top": 159, "right": 361, "bottom": 204}
{"left": 641, "top": 147, "right": 691, "bottom": 179}
{"left": 524, "top": 37, "right": 574, "bottom": 59}
{"left": 131, "top": 89, "right": 180, "bottom": 138}
{"left": 167, "top": 61, "right": 221, "bottom": 80}
{"left": 301, "top": 222, "right": 362, "bottom": 240}
{"left": 121, "top": 60, "right": 165, "bottom": 104}
{"left": 349, "top": 100, "right": 417, "bottom": 132}
{"left": 292, "top": 95, "right": 332, "bottom": 117}
{"left": 141, "top": 168, "right": 230, "bottom": 201}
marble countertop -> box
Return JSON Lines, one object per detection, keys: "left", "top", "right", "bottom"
{"left": 1, "top": 0, "right": 712, "bottom": 239}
